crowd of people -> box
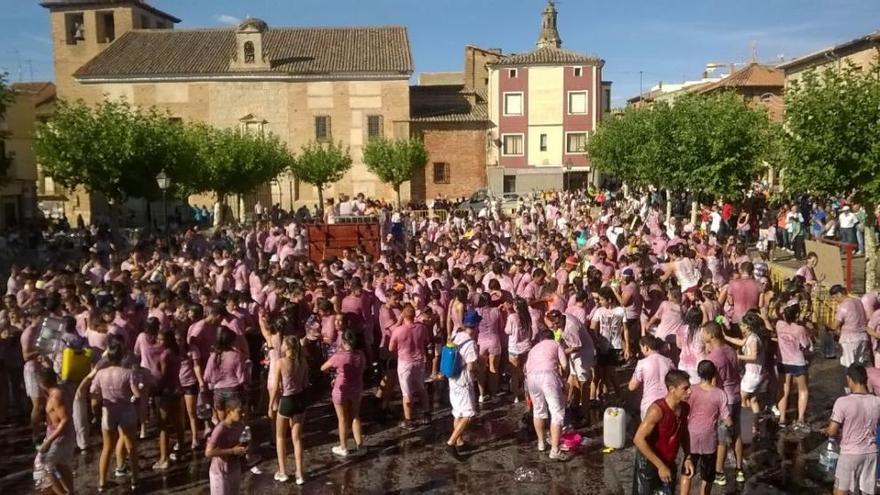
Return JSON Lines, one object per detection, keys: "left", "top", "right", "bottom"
{"left": 2, "top": 187, "right": 880, "bottom": 495}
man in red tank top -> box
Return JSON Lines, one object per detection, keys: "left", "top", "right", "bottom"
{"left": 633, "top": 369, "right": 695, "bottom": 494}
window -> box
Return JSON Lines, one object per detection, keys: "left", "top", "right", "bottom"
{"left": 759, "top": 92, "right": 773, "bottom": 103}
{"left": 566, "top": 133, "right": 587, "bottom": 153}
{"left": 604, "top": 88, "right": 612, "bottom": 112}
{"left": 502, "top": 135, "right": 524, "bottom": 156}
{"left": 574, "top": 67, "right": 582, "bottom": 77}
{"left": 96, "top": 12, "right": 115, "bottom": 43}
{"left": 366, "top": 115, "right": 383, "bottom": 139}
{"left": 509, "top": 69, "right": 518, "bottom": 78}
{"left": 433, "top": 163, "right": 450, "bottom": 184}
{"left": 244, "top": 121, "right": 264, "bottom": 134}
{"left": 503, "top": 175, "right": 517, "bottom": 194}
{"left": 140, "top": 15, "right": 150, "bottom": 29}
{"left": 539, "top": 134, "right": 548, "bottom": 152}
{"left": 244, "top": 41, "right": 255, "bottom": 63}
{"left": 503, "top": 93, "right": 523, "bottom": 116}
{"left": 65, "top": 13, "right": 85, "bottom": 44}
{"left": 568, "top": 91, "right": 587, "bottom": 114}
{"left": 315, "top": 116, "right": 331, "bottom": 140}
{"left": 168, "top": 117, "right": 182, "bottom": 125}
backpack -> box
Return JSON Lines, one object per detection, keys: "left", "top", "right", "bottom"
{"left": 439, "top": 337, "right": 470, "bottom": 379}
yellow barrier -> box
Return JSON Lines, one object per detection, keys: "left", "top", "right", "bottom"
{"left": 768, "top": 262, "right": 838, "bottom": 331}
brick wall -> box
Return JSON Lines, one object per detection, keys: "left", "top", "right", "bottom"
{"left": 411, "top": 123, "right": 488, "bottom": 201}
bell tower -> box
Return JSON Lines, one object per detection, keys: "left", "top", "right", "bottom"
{"left": 536, "top": 0, "right": 562, "bottom": 49}
{"left": 40, "top": 0, "right": 180, "bottom": 101}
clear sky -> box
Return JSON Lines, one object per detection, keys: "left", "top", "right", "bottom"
{"left": 1, "top": 0, "right": 878, "bottom": 106}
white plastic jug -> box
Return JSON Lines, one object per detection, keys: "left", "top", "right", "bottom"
{"left": 603, "top": 407, "right": 627, "bottom": 449}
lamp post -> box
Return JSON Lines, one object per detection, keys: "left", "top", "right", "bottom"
{"left": 564, "top": 159, "right": 573, "bottom": 192}
{"left": 155, "top": 171, "right": 170, "bottom": 241}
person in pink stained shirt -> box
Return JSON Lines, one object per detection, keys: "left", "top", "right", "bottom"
{"left": 133, "top": 317, "right": 164, "bottom": 439}
{"left": 205, "top": 398, "right": 247, "bottom": 495}
{"left": 504, "top": 297, "right": 533, "bottom": 403}
{"left": 678, "top": 308, "right": 708, "bottom": 385}
{"left": 203, "top": 327, "right": 247, "bottom": 423}
{"left": 152, "top": 329, "right": 183, "bottom": 471}
{"left": 321, "top": 330, "right": 367, "bottom": 458}
{"left": 187, "top": 303, "right": 223, "bottom": 391}
{"left": 823, "top": 365, "right": 880, "bottom": 495}
{"left": 272, "top": 335, "right": 310, "bottom": 485}
{"left": 682, "top": 360, "right": 733, "bottom": 495}
{"left": 775, "top": 301, "right": 813, "bottom": 430}
{"left": 525, "top": 329, "right": 569, "bottom": 461}
{"left": 646, "top": 287, "right": 686, "bottom": 360}
{"left": 628, "top": 335, "right": 674, "bottom": 419}
{"left": 831, "top": 285, "right": 870, "bottom": 371}
{"left": 719, "top": 261, "right": 761, "bottom": 327}
{"left": 475, "top": 293, "right": 503, "bottom": 402}
{"left": 701, "top": 321, "right": 744, "bottom": 486}
{"left": 388, "top": 305, "right": 431, "bottom": 429}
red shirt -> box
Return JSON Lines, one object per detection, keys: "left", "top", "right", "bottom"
{"left": 647, "top": 398, "right": 690, "bottom": 467}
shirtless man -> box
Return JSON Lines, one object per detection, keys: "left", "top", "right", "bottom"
{"left": 37, "top": 368, "right": 75, "bottom": 494}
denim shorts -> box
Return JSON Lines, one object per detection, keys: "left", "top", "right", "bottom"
{"left": 212, "top": 387, "right": 242, "bottom": 411}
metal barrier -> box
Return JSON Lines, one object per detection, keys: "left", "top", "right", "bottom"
{"left": 409, "top": 209, "right": 450, "bottom": 223}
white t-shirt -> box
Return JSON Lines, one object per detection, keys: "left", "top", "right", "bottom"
{"left": 591, "top": 306, "right": 626, "bottom": 352}
{"left": 839, "top": 211, "right": 858, "bottom": 229}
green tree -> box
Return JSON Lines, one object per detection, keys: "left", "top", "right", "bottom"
{"left": 289, "top": 140, "right": 352, "bottom": 212}
{"left": 781, "top": 60, "right": 880, "bottom": 288}
{"left": 589, "top": 92, "right": 776, "bottom": 216}
{"left": 186, "top": 124, "right": 290, "bottom": 223}
{"left": 363, "top": 137, "right": 428, "bottom": 205}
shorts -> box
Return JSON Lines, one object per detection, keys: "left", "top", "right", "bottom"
{"left": 717, "top": 402, "right": 741, "bottom": 445}
{"left": 43, "top": 434, "right": 76, "bottom": 469}
{"left": 527, "top": 371, "right": 565, "bottom": 425}
{"left": 212, "top": 387, "right": 242, "bottom": 411}
{"left": 159, "top": 387, "right": 182, "bottom": 405}
{"left": 633, "top": 451, "right": 676, "bottom": 495}
{"left": 597, "top": 349, "right": 621, "bottom": 367}
{"left": 741, "top": 371, "right": 762, "bottom": 394}
{"left": 397, "top": 361, "right": 426, "bottom": 400}
{"left": 101, "top": 405, "right": 137, "bottom": 431}
{"left": 569, "top": 355, "right": 592, "bottom": 382}
{"left": 478, "top": 340, "right": 502, "bottom": 357}
{"left": 449, "top": 380, "right": 476, "bottom": 419}
{"left": 689, "top": 453, "right": 717, "bottom": 484}
{"left": 780, "top": 364, "right": 808, "bottom": 377}
{"left": 24, "top": 363, "right": 41, "bottom": 399}
{"left": 278, "top": 392, "right": 308, "bottom": 418}
{"left": 840, "top": 340, "right": 870, "bottom": 368}
{"left": 181, "top": 384, "right": 199, "bottom": 396}
{"left": 834, "top": 452, "right": 877, "bottom": 495}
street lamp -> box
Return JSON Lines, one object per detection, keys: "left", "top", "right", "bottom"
{"left": 156, "top": 170, "right": 170, "bottom": 240}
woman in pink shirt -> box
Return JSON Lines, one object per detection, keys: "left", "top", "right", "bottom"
{"left": 321, "top": 330, "right": 366, "bottom": 457}
{"left": 273, "top": 336, "right": 310, "bottom": 485}
{"left": 504, "top": 297, "right": 533, "bottom": 403}
{"left": 627, "top": 335, "right": 674, "bottom": 419}
{"left": 524, "top": 329, "right": 568, "bottom": 460}
{"left": 204, "top": 327, "right": 247, "bottom": 423}
{"left": 133, "top": 317, "right": 163, "bottom": 439}
{"left": 259, "top": 311, "right": 284, "bottom": 423}
{"left": 153, "top": 329, "right": 183, "bottom": 471}
{"left": 475, "top": 293, "right": 503, "bottom": 401}
{"left": 678, "top": 307, "right": 708, "bottom": 384}
{"left": 774, "top": 301, "right": 812, "bottom": 430}
{"left": 646, "top": 287, "right": 686, "bottom": 359}
{"left": 88, "top": 340, "right": 140, "bottom": 492}
{"left": 683, "top": 360, "right": 733, "bottom": 494}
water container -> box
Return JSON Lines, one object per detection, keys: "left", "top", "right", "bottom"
{"left": 819, "top": 438, "right": 840, "bottom": 473}
{"left": 740, "top": 407, "right": 755, "bottom": 445}
{"left": 239, "top": 426, "right": 251, "bottom": 446}
{"left": 34, "top": 317, "right": 66, "bottom": 355}
{"left": 603, "top": 407, "right": 626, "bottom": 449}
{"left": 196, "top": 391, "right": 213, "bottom": 420}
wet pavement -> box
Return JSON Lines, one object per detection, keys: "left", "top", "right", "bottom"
{"left": 0, "top": 357, "right": 848, "bottom": 494}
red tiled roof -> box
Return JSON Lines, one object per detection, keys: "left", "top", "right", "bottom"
{"left": 74, "top": 26, "right": 413, "bottom": 79}
{"left": 490, "top": 46, "right": 602, "bottom": 67}
{"left": 699, "top": 63, "right": 783, "bottom": 93}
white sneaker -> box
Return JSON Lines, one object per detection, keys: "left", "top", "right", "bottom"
{"left": 274, "top": 472, "right": 289, "bottom": 482}
{"left": 771, "top": 405, "right": 780, "bottom": 418}
{"left": 537, "top": 440, "right": 547, "bottom": 452}
{"left": 549, "top": 449, "right": 568, "bottom": 461}
{"left": 331, "top": 446, "right": 349, "bottom": 457}
{"left": 295, "top": 475, "right": 305, "bottom": 485}
{"left": 478, "top": 395, "right": 486, "bottom": 404}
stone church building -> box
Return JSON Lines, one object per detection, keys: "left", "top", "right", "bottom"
{"left": 40, "top": 0, "right": 413, "bottom": 224}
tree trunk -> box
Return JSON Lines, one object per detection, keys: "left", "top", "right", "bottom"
{"left": 690, "top": 200, "right": 699, "bottom": 227}
{"left": 866, "top": 225, "right": 877, "bottom": 292}
{"left": 145, "top": 197, "right": 153, "bottom": 231}
{"left": 316, "top": 185, "right": 325, "bottom": 218}
{"left": 395, "top": 185, "right": 402, "bottom": 208}
{"left": 665, "top": 189, "right": 672, "bottom": 221}
{"left": 215, "top": 192, "right": 225, "bottom": 227}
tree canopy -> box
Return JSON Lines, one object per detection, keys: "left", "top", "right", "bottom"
{"left": 289, "top": 140, "right": 352, "bottom": 211}
{"left": 780, "top": 61, "right": 880, "bottom": 201}
{"left": 588, "top": 92, "right": 778, "bottom": 199}
{"left": 363, "top": 137, "right": 428, "bottom": 205}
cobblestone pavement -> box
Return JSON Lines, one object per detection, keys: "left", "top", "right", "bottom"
{"left": 0, "top": 358, "right": 846, "bottom": 494}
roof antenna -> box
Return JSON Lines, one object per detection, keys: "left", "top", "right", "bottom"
{"left": 751, "top": 40, "right": 758, "bottom": 63}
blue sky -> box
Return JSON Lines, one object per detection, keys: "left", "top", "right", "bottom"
{"left": 1, "top": 0, "right": 878, "bottom": 105}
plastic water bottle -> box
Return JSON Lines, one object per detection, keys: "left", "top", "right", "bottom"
{"left": 196, "top": 393, "right": 213, "bottom": 420}
{"left": 819, "top": 438, "right": 840, "bottom": 472}
{"left": 654, "top": 481, "right": 674, "bottom": 495}
{"left": 239, "top": 426, "right": 251, "bottom": 447}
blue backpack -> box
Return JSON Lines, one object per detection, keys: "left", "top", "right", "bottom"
{"left": 439, "top": 338, "right": 470, "bottom": 379}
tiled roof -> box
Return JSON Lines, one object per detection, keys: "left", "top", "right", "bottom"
{"left": 39, "top": 0, "right": 180, "bottom": 23}
{"left": 778, "top": 31, "right": 880, "bottom": 71}
{"left": 10, "top": 81, "right": 54, "bottom": 94}
{"left": 699, "top": 63, "right": 783, "bottom": 93}
{"left": 490, "top": 46, "right": 602, "bottom": 67}
{"left": 74, "top": 26, "right": 413, "bottom": 79}
{"left": 410, "top": 85, "right": 490, "bottom": 123}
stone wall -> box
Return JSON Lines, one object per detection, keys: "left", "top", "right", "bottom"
{"left": 411, "top": 123, "right": 488, "bottom": 201}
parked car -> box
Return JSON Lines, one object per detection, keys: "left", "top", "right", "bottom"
{"left": 457, "top": 190, "right": 521, "bottom": 212}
